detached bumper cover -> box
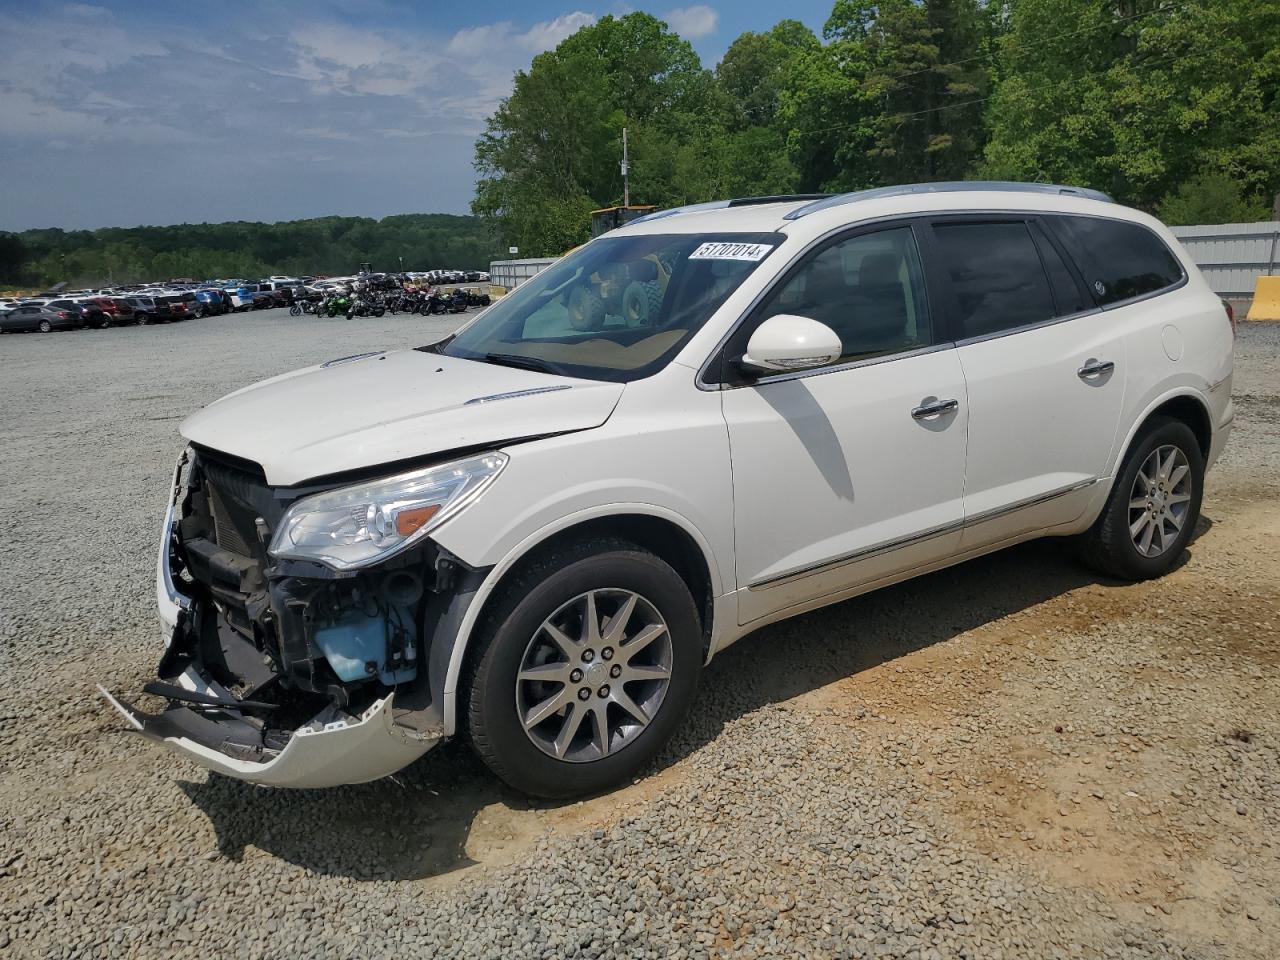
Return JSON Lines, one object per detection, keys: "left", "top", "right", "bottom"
{"left": 100, "top": 667, "right": 438, "bottom": 789}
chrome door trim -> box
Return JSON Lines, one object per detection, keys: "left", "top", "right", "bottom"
{"left": 746, "top": 477, "right": 1101, "bottom": 592}
{"left": 747, "top": 519, "right": 965, "bottom": 591}
{"left": 961, "top": 477, "right": 1101, "bottom": 527}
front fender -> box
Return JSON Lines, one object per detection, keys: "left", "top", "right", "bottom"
{"left": 430, "top": 501, "right": 724, "bottom": 737}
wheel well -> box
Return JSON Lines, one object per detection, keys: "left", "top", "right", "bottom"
{"left": 478, "top": 515, "right": 715, "bottom": 651}
{"left": 1145, "top": 395, "right": 1212, "bottom": 458}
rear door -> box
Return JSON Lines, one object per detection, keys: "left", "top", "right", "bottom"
{"left": 927, "top": 216, "right": 1127, "bottom": 546}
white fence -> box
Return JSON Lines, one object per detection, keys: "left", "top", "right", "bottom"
{"left": 488, "top": 258, "right": 558, "bottom": 290}
{"left": 1172, "top": 222, "right": 1280, "bottom": 298}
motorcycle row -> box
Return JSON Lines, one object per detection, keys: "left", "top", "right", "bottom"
{"left": 291, "top": 285, "right": 490, "bottom": 319}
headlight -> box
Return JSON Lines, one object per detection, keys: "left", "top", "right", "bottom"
{"left": 268, "top": 452, "right": 507, "bottom": 570}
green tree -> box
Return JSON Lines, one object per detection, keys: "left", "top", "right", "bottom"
{"left": 2, "top": 215, "right": 499, "bottom": 290}
{"left": 472, "top": 13, "right": 715, "bottom": 254}
{"left": 1157, "top": 171, "right": 1272, "bottom": 226}
{"left": 982, "top": 0, "right": 1280, "bottom": 210}
{"left": 717, "top": 20, "right": 820, "bottom": 130}
{"left": 783, "top": 0, "right": 991, "bottom": 192}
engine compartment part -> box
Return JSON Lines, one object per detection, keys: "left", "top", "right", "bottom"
{"left": 114, "top": 445, "right": 487, "bottom": 784}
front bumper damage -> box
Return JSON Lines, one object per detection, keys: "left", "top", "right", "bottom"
{"left": 101, "top": 447, "right": 484, "bottom": 788}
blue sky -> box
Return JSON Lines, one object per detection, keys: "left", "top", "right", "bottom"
{"left": 0, "top": 1, "right": 834, "bottom": 231}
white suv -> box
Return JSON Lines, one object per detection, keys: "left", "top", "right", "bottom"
{"left": 102, "top": 182, "right": 1234, "bottom": 796}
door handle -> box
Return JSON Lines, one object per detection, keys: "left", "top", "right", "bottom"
{"left": 911, "top": 398, "right": 959, "bottom": 420}
{"left": 1077, "top": 358, "right": 1115, "bottom": 379}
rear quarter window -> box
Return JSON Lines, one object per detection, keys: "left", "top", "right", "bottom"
{"left": 1047, "top": 215, "right": 1184, "bottom": 306}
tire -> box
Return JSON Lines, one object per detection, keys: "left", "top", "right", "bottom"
{"left": 568, "top": 286, "right": 605, "bottom": 331}
{"left": 38, "top": 319, "right": 52, "bottom": 332}
{"left": 373, "top": 306, "right": 386, "bottom": 317}
{"left": 137, "top": 314, "right": 150, "bottom": 325}
{"left": 465, "top": 539, "right": 702, "bottom": 798}
{"left": 1079, "top": 416, "right": 1204, "bottom": 581}
{"left": 622, "top": 280, "right": 663, "bottom": 327}
{"left": 289, "top": 305, "right": 301, "bottom": 316}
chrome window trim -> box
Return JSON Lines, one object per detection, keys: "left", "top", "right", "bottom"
{"left": 951, "top": 305, "right": 1102, "bottom": 349}
{"left": 731, "top": 341, "right": 956, "bottom": 388}
{"left": 747, "top": 478, "right": 1101, "bottom": 591}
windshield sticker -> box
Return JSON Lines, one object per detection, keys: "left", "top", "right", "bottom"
{"left": 688, "top": 242, "right": 773, "bottom": 262}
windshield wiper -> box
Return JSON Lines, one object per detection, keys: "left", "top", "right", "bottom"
{"left": 482, "top": 353, "right": 561, "bottom": 375}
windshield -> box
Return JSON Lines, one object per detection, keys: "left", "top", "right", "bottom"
{"left": 437, "top": 232, "right": 782, "bottom": 382}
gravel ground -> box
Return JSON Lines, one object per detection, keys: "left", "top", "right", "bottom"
{"left": 1, "top": 312, "right": 1278, "bottom": 959}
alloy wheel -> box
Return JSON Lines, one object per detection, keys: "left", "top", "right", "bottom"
{"left": 1128, "top": 444, "right": 1192, "bottom": 558}
{"left": 515, "top": 588, "right": 673, "bottom": 763}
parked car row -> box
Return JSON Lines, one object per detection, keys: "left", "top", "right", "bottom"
{"left": 0, "top": 292, "right": 198, "bottom": 333}
{"left": 1, "top": 267, "right": 493, "bottom": 334}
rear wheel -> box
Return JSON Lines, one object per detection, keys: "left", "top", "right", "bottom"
{"left": 38, "top": 319, "right": 52, "bottom": 332}
{"left": 622, "top": 280, "right": 663, "bottom": 327}
{"left": 466, "top": 540, "right": 702, "bottom": 798}
{"left": 1079, "top": 416, "right": 1204, "bottom": 581}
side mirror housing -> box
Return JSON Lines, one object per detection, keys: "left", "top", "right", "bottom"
{"left": 739, "top": 314, "right": 842, "bottom": 374}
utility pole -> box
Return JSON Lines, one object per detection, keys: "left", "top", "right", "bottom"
{"left": 621, "top": 127, "right": 630, "bottom": 208}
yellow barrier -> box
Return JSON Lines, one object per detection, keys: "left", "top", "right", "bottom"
{"left": 1247, "top": 276, "right": 1280, "bottom": 321}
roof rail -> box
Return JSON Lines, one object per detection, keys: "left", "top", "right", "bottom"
{"left": 726, "top": 193, "right": 832, "bottom": 208}
{"left": 628, "top": 193, "right": 836, "bottom": 226}
{"left": 626, "top": 200, "right": 730, "bottom": 226}
{"left": 783, "top": 181, "right": 1114, "bottom": 220}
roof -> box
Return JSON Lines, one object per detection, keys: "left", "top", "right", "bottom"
{"left": 613, "top": 181, "right": 1127, "bottom": 239}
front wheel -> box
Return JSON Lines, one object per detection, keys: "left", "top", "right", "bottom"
{"left": 289, "top": 305, "right": 301, "bottom": 316}
{"left": 1079, "top": 416, "right": 1204, "bottom": 581}
{"left": 39, "top": 319, "right": 52, "bottom": 332}
{"left": 466, "top": 540, "right": 702, "bottom": 798}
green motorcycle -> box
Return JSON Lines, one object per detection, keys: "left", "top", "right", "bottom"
{"left": 321, "top": 291, "right": 353, "bottom": 317}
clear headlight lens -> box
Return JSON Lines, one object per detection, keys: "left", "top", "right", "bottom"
{"left": 268, "top": 452, "right": 507, "bottom": 570}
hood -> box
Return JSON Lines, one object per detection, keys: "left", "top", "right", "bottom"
{"left": 181, "top": 350, "right": 624, "bottom": 486}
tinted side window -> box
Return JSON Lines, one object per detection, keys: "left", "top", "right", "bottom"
{"left": 1030, "top": 221, "right": 1089, "bottom": 316}
{"left": 1048, "top": 215, "right": 1183, "bottom": 305}
{"left": 747, "top": 226, "right": 932, "bottom": 365}
{"left": 932, "top": 221, "right": 1056, "bottom": 338}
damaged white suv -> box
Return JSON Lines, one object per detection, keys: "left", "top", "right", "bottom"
{"left": 102, "top": 183, "right": 1234, "bottom": 797}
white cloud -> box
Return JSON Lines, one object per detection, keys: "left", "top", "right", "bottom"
{"left": 0, "top": 5, "right": 601, "bottom": 228}
{"left": 663, "top": 4, "right": 719, "bottom": 39}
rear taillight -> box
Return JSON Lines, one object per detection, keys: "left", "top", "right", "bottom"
{"left": 1222, "top": 299, "right": 1237, "bottom": 338}
{"left": 59, "top": 310, "right": 72, "bottom": 319}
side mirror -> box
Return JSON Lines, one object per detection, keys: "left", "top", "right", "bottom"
{"left": 740, "top": 314, "right": 842, "bottom": 374}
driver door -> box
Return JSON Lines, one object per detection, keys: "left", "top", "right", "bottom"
{"left": 719, "top": 223, "right": 969, "bottom": 625}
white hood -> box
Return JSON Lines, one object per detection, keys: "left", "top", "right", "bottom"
{"left": 180, "top": 350, "right": 624, "bottom": 485}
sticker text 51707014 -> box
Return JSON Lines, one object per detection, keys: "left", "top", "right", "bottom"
{"left": 688, "top": 242, "right": 773, "bottom": 262}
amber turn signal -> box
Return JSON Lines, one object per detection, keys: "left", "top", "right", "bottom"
{"left": 395, "top": 504, "right": 441, "bottom": 536}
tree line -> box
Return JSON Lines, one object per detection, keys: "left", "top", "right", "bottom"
{"left": 473, "top": 0, "right": 1280, "bottom": 255}
{"left": 0, "top": 214, "right": 500, "bottom": 290}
